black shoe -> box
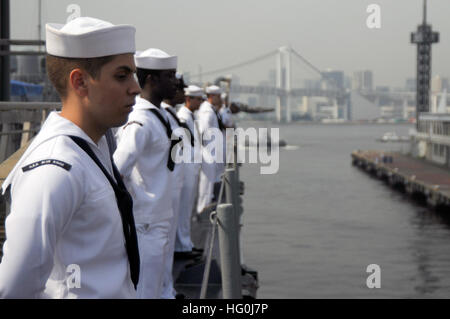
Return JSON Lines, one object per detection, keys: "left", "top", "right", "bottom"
{"left": 174, "top": 250, "right": 202, "bottom": 259}
{"left": 175, "top": 293, "right": 186, "bottom": 299}
{"left": 192, "top": 247, "right": 204, "bottom": 253}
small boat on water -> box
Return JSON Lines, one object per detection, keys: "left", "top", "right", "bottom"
{"left": 242, "top": 133, "right": 287, "bottom": 148}
{"left": 376, "top": 132, "right": 410, "bottom": 143}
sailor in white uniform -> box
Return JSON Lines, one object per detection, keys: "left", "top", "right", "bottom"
{"left": 219, "top": 92, "right": 234, "bottom": 128}
{"left": 174, "top": 85, "right": 203, "bottom": 253}
{"left": 160, "top": 75, "right": 186, "bottom": 299}
{"left": 196, "top": 85, "right": 226, "bottom": 214}
{"left": 113, "top": 48, "right": 179, "bottom": 299}
{"left": 0, "top": 17, "right": 141, "bottom": 298}
{"left": 219, "top": 92, "right": 235, "bottom": 164}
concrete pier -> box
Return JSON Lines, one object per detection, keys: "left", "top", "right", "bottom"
{"left": 352, "top": 150, "right": 450, "bottom": 209}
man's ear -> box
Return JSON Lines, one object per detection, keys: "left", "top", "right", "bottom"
{"left": 145, "top": 74, "right": 152, "bottom": 87}
{"left": 69, "top": 68, "right": 89, "bottom": 97}
{"left": 146, "top": 73, "right": 160, "bottom": 88}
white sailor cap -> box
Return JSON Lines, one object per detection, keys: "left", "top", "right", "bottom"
{"left": 184, "top": 85, "right": 204, "bottom": 97}
{"left": 205, "top": 85, "right": 222, "bottom": 95}
{"left": 135, "top": 48, "right": 177, "bottom": 70}
{"left": 46, "top": 17, "right": 136, "bottom": 58}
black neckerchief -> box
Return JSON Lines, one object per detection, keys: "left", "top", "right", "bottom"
{"left": 164, "top": 106, "right": 195, "bottom": 147}
{"left": 215, "top": 108, "right": 226, "bottom": 131}
{"left": 148, "top": 108, "right": 180, "bottom": 171}
{"left": 211, "top": 104, "right": 225, "bottom": 131}
{"left": 69, "top": 136, "right": 140, "bottom": 290}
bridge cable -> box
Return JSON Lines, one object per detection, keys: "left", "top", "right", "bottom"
{"left": 190, "top": 49, "right": 279, "bottom": 78}
{"left": 291, "top": 47, "right": 341, "bottom": 91}
{"left": 290, "top": 48, "right": 323, "bottom": 77}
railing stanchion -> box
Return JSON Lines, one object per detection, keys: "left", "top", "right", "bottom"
{"left": 217, "top": 203, "right": 242, "bottom": 299}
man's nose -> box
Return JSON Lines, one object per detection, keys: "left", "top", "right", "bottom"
{"left": 130, "top": 79, "right": 141, "bottom": 95}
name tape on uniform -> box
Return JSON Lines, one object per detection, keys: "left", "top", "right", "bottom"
{"left": 123, "top": 121, "right": 143, "bottom": 130}
{"left": 22, "top": 159, "right": 72, "bottom": 172}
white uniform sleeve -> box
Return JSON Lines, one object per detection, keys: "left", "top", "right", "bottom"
{"left": 197, "top": 113, "right": 206, "bottom": 137}
{"left": 113, "top": 123, "right": 149, "bottom": 178}
{"left": 221, "top": 109, "right": 234, "bottom": 127}
{"left": 0, "top": 163, "right": 83, "bottom": 298}
{"left": 198, "top": 112, "right": 217, "bottom": 147}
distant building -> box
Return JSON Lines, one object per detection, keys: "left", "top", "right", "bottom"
{"left": 268, "top": 69, "right": 276, "bottom": 87}
{"left": 247, "top": 96, "right": 257, "bottom": 107}
{"left": 304, "top": 79, "right": 321, "bottom": 90}
{"left": 344, "top": 75, "right": 352, "bottom": 90}
{"left": 431, "top": 75, "right": 449, "bottom": 94}
{"left": 375, "top": 86, "right": 390, "bottom": 92}
{"left": 405, "top": 78, "right": 416, "bottom": 92}
{"left": 352, "top": 70, "right": 373, "bottom": 91}
{"left": 414, "top": 113, "right": 450, "bottom": 167}
{"left": 229, "top": 74, "right": 241, "bottom": 100}
{"left": 257, "top": 80, "right": 276, "bottom": 107}
{"left": 349, "top": 91, "right": 381, "bottom": 121}
{"left": 300, "top": 96, "right": 338, "bottom": 120}
{"left": 321, "top": 69, "right": 344, "bottom": 90}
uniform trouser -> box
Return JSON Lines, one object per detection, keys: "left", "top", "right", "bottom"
{"left": 197, "top": 161, "right": 225, "bottom": 213}
{"left": 175, "top": 166, "right": 199, "bottom": 252}
{"left": 161, "top": 186, "right": 182, "bottom": 299}
{"left": 216, "top": 162, "right": 225, "bottom": 183}
{"left": 136, "top": 220, "right": 171, "bottom": 299}
{"left": 196, "top": 169, "right": 214, "bottom": 214}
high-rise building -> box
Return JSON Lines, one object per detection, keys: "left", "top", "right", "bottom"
{"left": 405, "top": 78, "right": 416, "bottom": 91}
{"left": 229, "top": 74, "right": 241, "bottom": 100}
{"left": 268, "top": 69, "right": 276, "bottom": 87}
{"left": 352, "top": 70, "right": 373, "bottom": 91}
{"left": 321, "top": 70, "right": 344, "bottom": 90}
{"left": 431, "top": 75, "right": 449, "bottom": 93}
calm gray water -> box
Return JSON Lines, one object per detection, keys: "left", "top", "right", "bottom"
{"left": 239, "top": 122, "right": 450, "bottom": 298}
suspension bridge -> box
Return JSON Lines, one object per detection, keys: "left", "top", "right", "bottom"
{"left": 187, "top": 46, "right": 418, "bottom": 123}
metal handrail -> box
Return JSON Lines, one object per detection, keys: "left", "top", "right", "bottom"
{"left": 199, "top": 172, "right": 228, "bottom": 299}
{"left": 199, "top": 135, "right": 242, "bottom": 299}
{"left": 0, "top": 101, "right": 61, "bottom": 111}
{"left": 0, "top": 39, "right": 46, "bottom": 46}
{"left": 199, "top": 136, "right": 242, "bottom": 299}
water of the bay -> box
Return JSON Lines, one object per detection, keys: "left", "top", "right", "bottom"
{"left": 239, "top": 121, "right": 450, "bottom": 298}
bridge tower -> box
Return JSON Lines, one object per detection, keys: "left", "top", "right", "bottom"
{"left": 276, "top": 46, "right": 292, "bottom": 123}
{"left": 276, "top": 48, "right": 283, "bottom": 123}
{"left": 411, "top": 0, "right": 439, "bottom": 126}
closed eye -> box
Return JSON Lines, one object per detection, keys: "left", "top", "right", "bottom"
{"left": 115, "top": 73, "right": 128, "bottom": 81}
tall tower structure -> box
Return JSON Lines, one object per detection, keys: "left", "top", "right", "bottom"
{"left": 411, "top": 0, "right": 439, "bottom": 126}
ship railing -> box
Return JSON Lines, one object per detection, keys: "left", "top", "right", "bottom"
{"left": 200, "top": 137, "right": 244, "bottom": 299}
{"left": 0, "top": 105, "right": 248, "bottom": 298}
{"left": 0, "top": 101, "right": 61, "bottom": 163}
{"left": 0, "top": 101, "right": 61, "bottom": 257}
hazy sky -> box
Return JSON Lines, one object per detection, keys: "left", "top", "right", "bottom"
{"left": 10, "top": 0, "right": 450, "bottom": 88}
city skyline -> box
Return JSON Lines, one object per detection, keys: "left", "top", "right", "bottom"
{"left": 8, "top": 0, "right": 450, "bottom": 89}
